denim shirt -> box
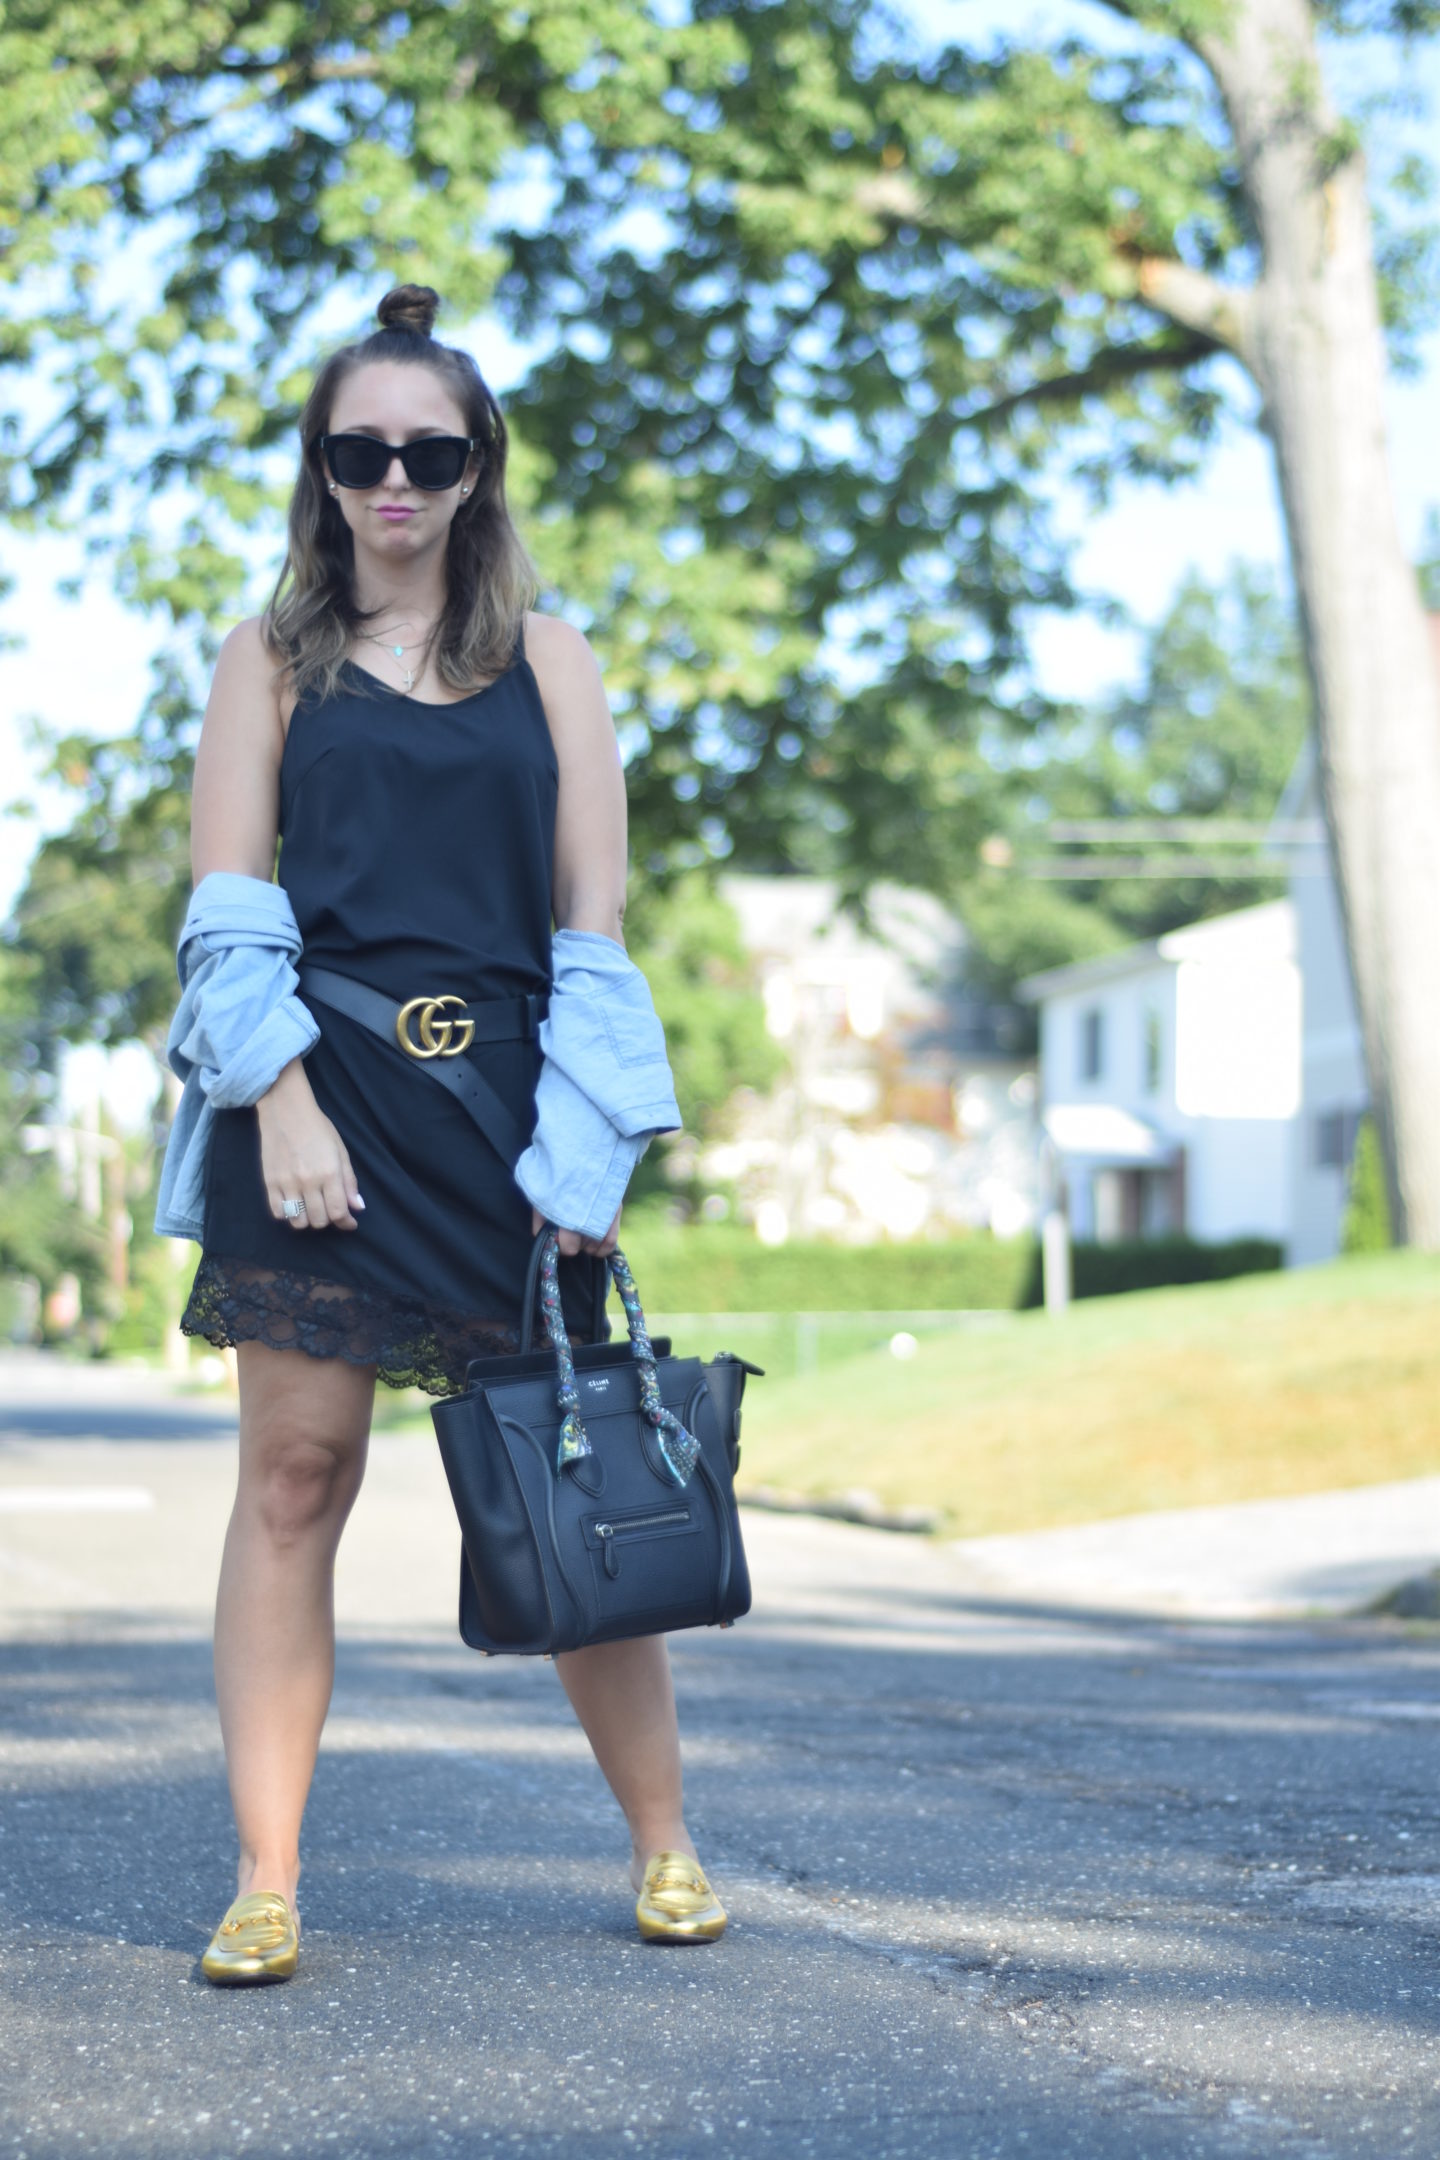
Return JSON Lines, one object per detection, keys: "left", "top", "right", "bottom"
{"left": 152, "top": 872, "right": 321, "bottom": 1243}
{"left": 513, "top": 928, "right": 683, "bottom": 1239}
{"left": 155, "top": 888, "right": 681, "bottom": 1246}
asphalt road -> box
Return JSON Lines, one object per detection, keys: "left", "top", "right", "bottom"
{"left": 2, "top": 1350, "right": 1438, "bottom": 2159}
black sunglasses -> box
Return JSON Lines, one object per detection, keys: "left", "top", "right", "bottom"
{"left": 318, "top": 433, "right": 480, "bottom": 492}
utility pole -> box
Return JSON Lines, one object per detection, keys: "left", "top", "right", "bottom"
{"left": 1038, "top": 1130, "right": 1072, "bottom": 1316}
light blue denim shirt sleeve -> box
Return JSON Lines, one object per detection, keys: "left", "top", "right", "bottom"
{"left": 152, "top": 871, "right": 320, "bottom": 1243}
{"left": 512, "top": 929, "right": 683, "bottom": 1239}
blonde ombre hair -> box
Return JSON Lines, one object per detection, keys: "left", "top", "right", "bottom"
{"left": 263, "top": 283, "right": 540, "bottom": 706}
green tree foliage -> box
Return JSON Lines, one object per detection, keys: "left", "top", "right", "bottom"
{"left": 1084, "top": 567, "right": 1309, "bottom": 842}
{"left": 960, "top": 561, "right": 1311, "bottom": 993}
{"left": 953, "top": 872, "right": 1129, "bottom": 1003}
{"left": 0, "top": 2, "right": 1432, "bottom": 1012}
{"left": 10, "top": 654, "right": 198, "bottom": 1056}
{"left": 0, "top": 947, "right": 105, "bottom": 1302}
{"left": 621, "top": 871, "right": 786, "bottom": 1204}
{"left": 0, "top": 0, "right": 1230, "bottom": 925}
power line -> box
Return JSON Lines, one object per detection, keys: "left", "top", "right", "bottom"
{"left": 1043, "top": 820, "right": 1325, "bottom": 844}
{"left": 1022, "top": 856, "right": 1324, "bottom": 880}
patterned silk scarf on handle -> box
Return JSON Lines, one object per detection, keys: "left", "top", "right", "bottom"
{"left": 537, "top": 1232, "right": 701, "bottom": 1486}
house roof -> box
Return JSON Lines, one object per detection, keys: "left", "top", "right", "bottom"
{"left": 1018, "top": 900, "right": 1294, "bottom": 1004}
{"left": 1017, "top": 937, "right": 1165, "bottom": 1005}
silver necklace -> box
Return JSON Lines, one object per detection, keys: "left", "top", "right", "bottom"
{"left": 361, "top": 626, "right": 432, "bottom": 694}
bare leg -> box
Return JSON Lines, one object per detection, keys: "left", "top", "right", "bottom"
{"left": 553, "top": 1635, "right": 696, "bottom": 1889}
{"left": 213, "top": 1341, "right": 377, "bottom": 1917}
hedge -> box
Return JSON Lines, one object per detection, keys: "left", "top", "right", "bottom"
{"left": 614, "top": 1216, "right": 1034, "bottom": 1313}
{"left": 1018, "top": 1235, "right": 1283, "bottom": 1307}
{"left": 615, "top": 1216, "right": 1283, "bottom": 1315}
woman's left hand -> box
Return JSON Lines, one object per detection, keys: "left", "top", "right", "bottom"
{"left": 532, "top": 1203, "right": 621, "bottom": 1258}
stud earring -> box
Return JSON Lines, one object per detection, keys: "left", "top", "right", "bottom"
{"left": 328, "top": 482, "right": 337, "bottom": 493}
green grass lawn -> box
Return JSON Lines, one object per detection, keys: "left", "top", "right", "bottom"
{"left": 721, "top": 1251, "right": 1440, "bottom": 1538}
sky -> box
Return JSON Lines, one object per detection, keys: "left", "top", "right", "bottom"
{"left": 4, "top": 2, "right": 1439, "bottom": 1128}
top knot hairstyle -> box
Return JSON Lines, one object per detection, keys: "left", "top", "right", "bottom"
{"left": 263, "top": 283, "right": 541, "bottom": 706}
{"left": 375, "top": 283, "right": 441, "bottom": 337}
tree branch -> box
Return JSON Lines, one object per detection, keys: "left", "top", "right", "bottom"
{"left": 1075, "top": 0, "right": 1264, "bottom": 159}
{"left": 1080, "top": 0, "right": 1231, "bottom": 74}
{"left": 852, "top": 166, "right": 1255, "bottom": 368}
{"left": 957, "top": 328, "right": 1224, "bottom": 429}
{"left": 1134, "top": 254, "right": 1255, "bottom": 365}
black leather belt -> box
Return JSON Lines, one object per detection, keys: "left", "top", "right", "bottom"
{"left": 297, "top": 962, "right": 547, "bottom": 1172}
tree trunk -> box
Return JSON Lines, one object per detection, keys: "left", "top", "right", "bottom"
{"left": 1168, "top": 0, "right": 1440, "bottom": 1247}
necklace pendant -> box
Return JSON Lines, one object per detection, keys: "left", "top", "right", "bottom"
{"left": 401, "top": 666, "right": 415, "bottom": 692}
{"left": 392, "top": 643, "right": 404, "bottom": 657}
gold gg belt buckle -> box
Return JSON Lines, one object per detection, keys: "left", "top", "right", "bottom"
{"left": 395, "top": 994, "right": 475, "bottom": 1060}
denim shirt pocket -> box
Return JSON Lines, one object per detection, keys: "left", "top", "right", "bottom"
{"left": 596, "top": 995, "right": 667, "bottom": 1070}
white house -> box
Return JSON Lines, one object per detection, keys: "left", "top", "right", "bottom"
{"left": 1018, "top": 901, "right": 1302, "bottom": 1246}
{"left": 1273, "top": 739, "right": 1369, "bottom": 1264}
{"left": 692, "top": 874, "right": 1039, "bottom": 1243}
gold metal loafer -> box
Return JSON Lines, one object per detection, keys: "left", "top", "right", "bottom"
{"left": 635, "top": 1851, "right": 727, "bottom": 1943}
{"left": 201, "top": 1891, "right": 300, "bottom": 1985}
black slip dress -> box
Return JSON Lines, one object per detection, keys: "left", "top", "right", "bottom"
{"left": 179, "top": 616, "right": 608, "bottom": 1395}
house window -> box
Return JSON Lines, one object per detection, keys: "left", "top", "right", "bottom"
{"left": 1142, "top": 1007, "right": 1162, "bottom": 1095}
{"left": 1080, "top": 1007, "right": 1105, "bottom": 1082}
{"left": 1313, "top": 1107, "right": 1363, "bottom": 1170}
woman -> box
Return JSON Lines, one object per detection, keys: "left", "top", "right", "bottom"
{"left": 170, "top": 283, "right": 726, "bottom": 1982}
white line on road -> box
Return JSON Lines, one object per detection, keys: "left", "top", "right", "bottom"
{"left": 0, "top": 1487, "right": 156, "bottom": 1514}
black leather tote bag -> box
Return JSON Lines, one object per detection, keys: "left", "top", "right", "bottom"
{"left": 431, "top": 1225, "right": 760, "bottom": 1655}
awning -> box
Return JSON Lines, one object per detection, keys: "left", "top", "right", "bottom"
{"left": 1042, "top": 1104, "right": 1179, "bottom": 1165}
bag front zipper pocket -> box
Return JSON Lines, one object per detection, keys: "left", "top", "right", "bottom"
{"left": 586, "top": 1506, "right": 694, "bottom": 1580}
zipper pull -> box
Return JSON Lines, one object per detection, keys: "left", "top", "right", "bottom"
{"left": 596, "top": 1523, "right": 620, "bottom": 1579}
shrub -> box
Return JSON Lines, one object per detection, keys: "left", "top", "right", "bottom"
{"left": 1018, "top": 1235, "right": 1283, "bottom": 1307}
{"left": 615, "top": 1212, "right": 1034, "bottom": 1312}
{"left": 1340, "top": 1116, "right": 1393, "bottom": 1254}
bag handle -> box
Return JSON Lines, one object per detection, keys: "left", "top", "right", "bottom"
{"left": 518, "top": 1219, "right": 608, "bottom": 1354}
{"left": 528, "top": 1226, "right": 700, "bottom": 1488}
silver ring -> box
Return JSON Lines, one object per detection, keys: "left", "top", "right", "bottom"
{"left": 282, "top": 1196, "right": 305, "bottom": 1219}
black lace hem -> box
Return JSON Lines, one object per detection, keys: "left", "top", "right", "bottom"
{"left": 180, "top": 1251, "right": 587, "bottom": 1397}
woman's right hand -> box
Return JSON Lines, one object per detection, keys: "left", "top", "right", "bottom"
{"left": 256, "top": 1060, "right": 365, "bottom": 1231}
